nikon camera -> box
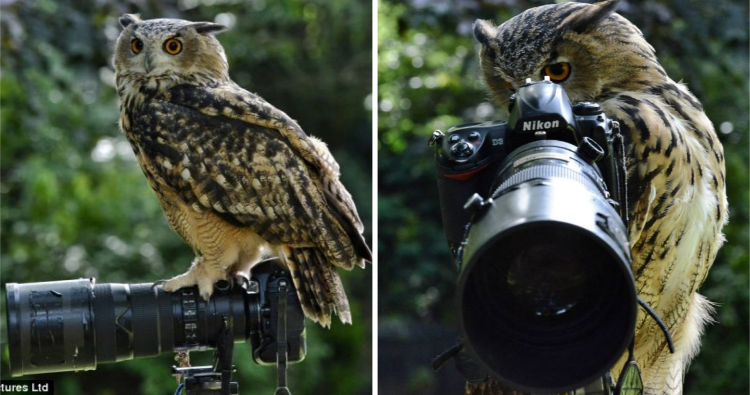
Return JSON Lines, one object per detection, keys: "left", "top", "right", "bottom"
{"left": 5, "top": 258, "right": 305, "bottom": 377}
{"left": 431, "top": 78, "right": 638, "bottom": 393}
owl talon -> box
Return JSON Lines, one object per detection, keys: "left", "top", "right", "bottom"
{"left": 197, "top": 280, "right": 215, "bottom": 301}
{"left": 233, "top": 272, "right": 251, "bottom": 290}
{"left": 163, "top": 274, "right": 215, "bottom": 301}
{"left": 162, "top": 275, "right": 194, "bottom": 293}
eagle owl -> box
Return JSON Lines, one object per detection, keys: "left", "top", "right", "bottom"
{"left": 113, "top": 14, "right": 371, "bottom": 327}
{"left": 468, "top": 1, "right": 726, "bottom": 394}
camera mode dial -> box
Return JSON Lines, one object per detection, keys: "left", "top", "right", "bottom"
{"left": 573, "top": 102, "right": 602, "bottom": 116}
{"left": 451, "top": 141, "right": 474, "bottom": 158}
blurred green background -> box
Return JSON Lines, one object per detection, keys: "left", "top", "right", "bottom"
{"left": 378, "top": 0, "right": 748, "bottom": 394}
{"left": 1, "top": 0, "right": 372, "bottom": 394}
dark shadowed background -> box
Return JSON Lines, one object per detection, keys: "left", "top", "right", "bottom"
{"left": 378, "top": 0, "right": 748, "bottom": 394}
{"left": 1, "top": 0, "right": 372, "bottom": 394}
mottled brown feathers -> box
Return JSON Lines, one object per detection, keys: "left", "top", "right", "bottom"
{"left": 472, "top": 1, "right": 725, "bottom": 394}
{"left": 114, "top": 16, "right": 369, "bottom": 326}
{"left": 464, "top": 380, "right": 522, "bottom": 395}
{"left": 283, "top": 246, "right": 352, "bottom": 327}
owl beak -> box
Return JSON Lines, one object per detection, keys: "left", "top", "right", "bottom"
{"left": 144, "top": 53, "right": 154, "bottom": 73}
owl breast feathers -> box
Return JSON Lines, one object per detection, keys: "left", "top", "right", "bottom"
{"left": 470, "top": 1, "right": 726, "bottom": 394}
{"left": 113, "top": 14, "right": 370, "bottom": 327}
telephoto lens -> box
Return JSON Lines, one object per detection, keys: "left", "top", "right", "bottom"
{"left": 457, "top": 139, "right": 637, "bottom": 393}
{"left": 4, "top": 259, "right": 305, "bottom": 377}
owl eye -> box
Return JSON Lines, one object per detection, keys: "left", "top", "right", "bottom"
{"left": 131, "top": 38, "right": 144, "bottom": 54}
{"left": 502, "top": 79, "right": 515, "bottom": 91}
{"left": 163, "top": 38, "right": 183, "bottom": 55}
{"left": 543, "top": 62, "right": 571, "bottom": 82}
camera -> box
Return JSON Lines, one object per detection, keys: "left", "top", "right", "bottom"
{"left": 432, "top": 79, "right": 638, "bottom": 393}
{"left": 4, "top": 258, "right": 306, "bottom": 379}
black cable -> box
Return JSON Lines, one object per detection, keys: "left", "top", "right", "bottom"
{"left": 637, "top": 297, "right": 675, "bottom": 353}
{"left": 431, "top": 342, "right": 464, "bottom": 372}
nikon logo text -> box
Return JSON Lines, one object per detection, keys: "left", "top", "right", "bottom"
{"left": 522, "top": 120, "right": 559, "bottom": 131}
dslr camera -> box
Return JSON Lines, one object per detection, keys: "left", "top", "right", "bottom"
{"left": 431, "top": 78, "right": 638, "bottom": 393}
{"left": 5, "top": 258, "right": 305, "bottom": 394}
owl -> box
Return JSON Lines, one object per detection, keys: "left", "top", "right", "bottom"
{"left": 113, "top": 14, "right": 371, "bottom": 327}
{"left": 468, "top": 1, "right": 726, "bottom": 394}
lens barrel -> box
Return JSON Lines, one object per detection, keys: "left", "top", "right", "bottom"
{"left": 457, "top": 140, "right": 637, "bottom": 393}
{"left": 6, "top": 276, "right": 247, "bottom": 377}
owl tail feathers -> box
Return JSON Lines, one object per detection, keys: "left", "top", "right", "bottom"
{"left": 281, "top": 246, "right": 352, "bottom": 328}
{"left": 320, "top": 185, "right": 372, "bottom": 267}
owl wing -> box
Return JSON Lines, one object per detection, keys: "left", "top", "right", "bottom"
{"left": 166, "top": 84, "right": 368, "bottom": 247}
{"left": 602, "top": 88, "right": 725, "bottom": 381}
{"left": 164, "top": 84, "right": 342, "bottom": 176}
{"left": 135, "top": 84, "right": 370, "bottom": 268}
{"left": 603, "top": 90, "right": 723, "bottom": 299}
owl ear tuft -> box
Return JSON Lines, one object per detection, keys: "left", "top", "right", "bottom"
{"left": 187, "top": 22, "right": 229, "bottom": 36}
{"left": 473, "top": 19, "right": 496, "bottom": 46}
{"left": 119, "top": 14, "right": 141, "bottom": 29}
{"left": 567, "top": 0, "right": 622, "bottom": 34}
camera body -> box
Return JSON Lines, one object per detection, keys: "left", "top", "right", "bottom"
{"left": 4, "top": 258, "right": 305, "bottom": 377}
{"left": 248, "top": 261, "right": 306, "bottom": 366}
{"left": 433, "top": 79, "right": 623, "bottom": 255}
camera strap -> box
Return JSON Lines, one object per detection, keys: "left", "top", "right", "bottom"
{"left": 215, "top": 315, "right": 235, "bottom": 395}
{"left": 275, "top": 279, "right": 292, "bottom": 395}
{"left": 612, "top": 122, "right": 630, "bottom": 228}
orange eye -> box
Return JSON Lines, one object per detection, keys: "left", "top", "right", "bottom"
{"left": 502, "top": 79, "right": 515, "bottom": 91}
{"left": 131, "top": 38, "right": 143, "bottom": 54}
{"left": 163, "top": 38, "right": 183, "bottom": 55}
{"left": 543, "top": 62, "right": 571, "bottom": 82}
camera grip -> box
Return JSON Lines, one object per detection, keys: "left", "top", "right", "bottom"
{"left": 436, "top": 175, "right": 479, "bottom": 256}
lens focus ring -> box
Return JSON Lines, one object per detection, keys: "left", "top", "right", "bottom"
{"left": 494, "top": 163, "right": 604, "bottom": 199}
{"left": 130, "top": 284, "right": 160, "bottom": 357}
{"left": 93, "top": 284, "right": 117, "bottom": 363}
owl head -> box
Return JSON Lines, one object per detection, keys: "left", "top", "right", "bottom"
{"left": 114, "top": 14, "right": 229, "bottom": 86}
{"left": 474, "top": 0, "right": 666, "bottom": 114}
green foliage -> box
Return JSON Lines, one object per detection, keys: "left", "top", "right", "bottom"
{"left": 1, "top": 0, "right": 372, "bottom": 394}
{"left": 378, "top": 0, "right": 748, "bottom": 393}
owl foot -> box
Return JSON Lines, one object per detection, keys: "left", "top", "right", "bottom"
{"left": 162, "top": 262, "right": 226, "bottom": 301}
{"left": 151, "top": 279, "right": 167, "bottom": 289}
{"left": 163, "top": 273, "right": 215, "bottom": 301}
